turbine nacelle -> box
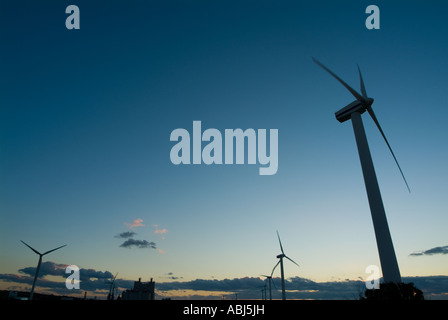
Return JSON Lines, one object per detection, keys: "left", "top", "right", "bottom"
{"left": 335, "top": 100, "right": 365, "bottom": 123}
{"left": 335, "top": 97, "right": 374, "bottom": 124}
{"left": 313, "top": 57, "right": 410, "bottom": 193}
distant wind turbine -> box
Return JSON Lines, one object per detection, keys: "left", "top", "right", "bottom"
{"left": 271, "top": 231, "right": 299, "bottom": 300}
{"left": 20, "top": 240, "right": 67, "bottom": 300}
{"left": 107, "top": 272, "right": 119, "bottom": 300}
{"left": 259, "top": 284, "right": 267, "bottom": 300}
{"left": 313, "top": 57, "right": 409, "bottom": 284}
{"left": 260, "top": 274, "right": 273, "bottom": 300}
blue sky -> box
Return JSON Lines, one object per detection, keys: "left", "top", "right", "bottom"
{"left": 1, "top": 1, "right": 447, "bottom": 299}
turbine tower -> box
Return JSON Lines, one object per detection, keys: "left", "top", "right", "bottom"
{"left": 20, "top": 240, "right": 67, "bottom": 300}
{"left": 271, "top": 231, "right": 299, "bottom": 300}
{"left": 313, "top": 58, "right": 409, "bottom": 284}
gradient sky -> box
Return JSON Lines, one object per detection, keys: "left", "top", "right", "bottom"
{"left": 1, "top": 0, "right": 447, "bottom": 299}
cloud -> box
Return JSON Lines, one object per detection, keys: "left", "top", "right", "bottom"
{"left": 119, "top": 239, "right": 156, "bottom": 249}
{"left": 17, "top": 261, "right": 113, "bottom": 281}
{"left": 81, "top": 268, "right": 114, "bottom": 280}
{"left": 156, "top": 277, "right": 265, "bottom": 292}
{"left": 154, "top": 276, "right": 448, "bottom": 300}
{"left": 114, "top": 231, "right": 137, "bottom": 239}
{"left": 0, "top": 273, "right": 34, "bottom": 285}
{"left": 115, "top": 227, "right": 158, "bottom": 250}
{"left": 154, "top": 228, "right": 167, "bottom": 235}
{"left": 125, "top": 219, "right": 144, "bottom": 229}
{"left": 154, "top": 225, "right": 167, "bottom": 240}
{"left": 1, "top": 262, "right": 125, "bottom": 298}
{"left": 2, "top": 263, "right": 448, "bottom": 300}
{"left": 410, "top": 245, "right": 448, "bottom": 256}
{"left": 162, "top": 272, "right": 183, "bottom": 280}
{"left": 19, "top": 261, "right": 68, "bottom": 278}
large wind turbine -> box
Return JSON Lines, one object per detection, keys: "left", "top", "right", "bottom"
{"left": 20, "top": 240, "right": 67, "bottom": 300}
{"left": 271, "top": 231, "right": 299, "bottom": 300}
{"left": 313, "top": 58, "right": 409, "bottom": 284}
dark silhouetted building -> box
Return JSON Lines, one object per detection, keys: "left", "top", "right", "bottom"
{"left": 121, "top": 278, "right": 155, "bottom": 300}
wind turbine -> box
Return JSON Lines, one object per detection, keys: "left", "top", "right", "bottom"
{"left": 313, "top": 58, "right": 409, "bottom": 284}
{"left": 260, "top": 274, "right": 273, "bottom": 300}
{"left": 259, "top": 284, "right": 267, "bottom": 300}
{"left": 107, "top": 272, "right": 119, "bottom": 300}
{"left": 20, "top": 240, "right": 67, "bottom": 300}
{"left": 271, "top": 231, "right": 299, "bottom": 300}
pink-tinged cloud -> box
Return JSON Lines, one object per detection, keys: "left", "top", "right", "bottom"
{"left": 125, "top": 219, "right": 144, "bottom": 229}
{"left": 157, "top": 249, "right": 165, "bottom": 254}
{"left": 154, "top": 228, "right": 167, "bottom": 234}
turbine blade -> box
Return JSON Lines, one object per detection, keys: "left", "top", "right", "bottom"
{"left": 312, "top": 57, "right": 365, "bottom": 103}
{"left": 20, "top": 240, "right": 41, "bottom": 255}
{"left": 43, "top": 244, "right": 67, "bottom": 256}
{"left": 358, "top": 65, "right": 368, "bottom": 99}
{"left": 285, "top": 255, "right": 300, "bottom": 268}
{"left": 271, "top": 260, "right": 280, "bottom": 277}
{"left": 367, "top": 107, "right": 411, "bottom": 193}
{"left": 276, "top": 231, "right": 285, "bottom": 255}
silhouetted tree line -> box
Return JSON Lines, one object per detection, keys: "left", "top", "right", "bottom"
{"left": 360, "top": 282, "right": 424, "bottom": 300}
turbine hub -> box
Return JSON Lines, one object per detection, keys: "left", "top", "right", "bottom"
{"left": 365, "top": 97, "right": 374, "bottom": 106}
